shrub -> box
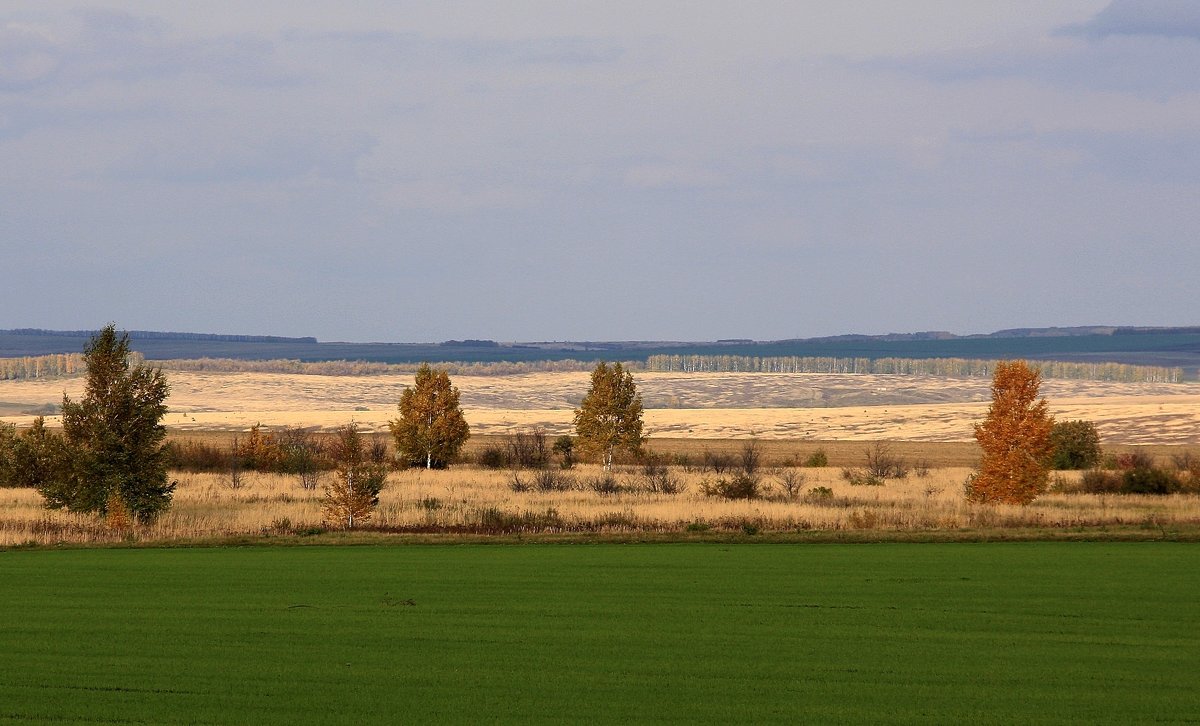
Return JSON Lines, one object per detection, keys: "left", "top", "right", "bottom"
{"left": 477, "top": 445, "right": 510, "bottom": 470}
{"left": 701, "top": 449, "right": 734, "bottom": 474}
{"left": 164, "top": 439, "right": 229, "bottom": 472}
{"left": 507, "top": 427, "right": 549, "bottom": 469}
{"left": 1114, "top": 452, "right": 1154, "bottom": 471}
{"left": 776, "top": 469, "right": 807, "bottom": 499}
{"left": 804, "top": 486, "right": 835, "bottom": 503}
{"left": 641, "top": 455, "right": 683, "bottom": 495}
{"left": 700, "top": 473, "right": 760, "bottom": 500}
{"left": 1080, "top": 469, "right": 1122, "bottom": 494}
{"left": 587, "top": 473, "right": 623, "bottom": 495}
{"left": 842, "top": 468, "right": 882, "bottom": 486}
{"left": 1122, "top": 466, "right": 1180, "bottom": 495}
{"left": 532, "top": 469, "right": 574, "bottom": 492}
{"left": 864, "top": 442, "right": 907, "bottom": 479}
{"left": 804, "top": 448, "right": 829, "bottom": 468}
{"left": 552, "top": 435, "right": 575, "bottom": 469}
{"left": 1049, "top": 420, "right": 1102, "bottom": 470}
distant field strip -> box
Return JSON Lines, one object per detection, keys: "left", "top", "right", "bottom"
{"left": 4, "top": 370, "right": 1199, "bottom": 442}
{"left": 1, "top": 544, "right": 1197, "bottom": 724}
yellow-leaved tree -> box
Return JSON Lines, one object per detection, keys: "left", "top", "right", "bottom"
{"left": 970, "top": 360, "right": 1054, "bottom": 505}
{"left": 574, "top": 361, "right": 644, "bottom": 470}
{"left": 390, "top": 364, "right": 470, "bottom": 469}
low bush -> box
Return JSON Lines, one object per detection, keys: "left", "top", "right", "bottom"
{"left": 165, "top": 439, "right": 229, "bottom": 472}
{"left": 1082, "top": 462, "right": 1185, "bottom": 495}
{"left": 700, "top": 473, "right": 760, "bottom": 500}
{"left": 587, "top": 473, "right": 624, "bottom": 495}
{"left": 804, "top": 448, "right": 829, "bottom": 468}
{"left": 641, "top": 456, "right": 684, "bottom": 495}
{"left": 864, "top": 442, "right": 907, "bottom": 479}
{"left": 776, "top": 469, "right": 807, "bottom": 499}
{"left": 842, "top": 468, "right": 883, "bottom": 487}
{"left": 1122, "top": 466, "right": 1181, "bottom": 495}
{"left": 477, "top": 445, "right": 510, "bottom": 470}
{"left": 1049, "top": 420, "right": 1102, "bottom": 470}
{"left": 507, "top": 427, "right": 549, "bottom": 469}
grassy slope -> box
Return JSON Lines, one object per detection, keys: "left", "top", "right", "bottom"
{"left": 1, "top": 543, "right": 1197, "bottom": 724}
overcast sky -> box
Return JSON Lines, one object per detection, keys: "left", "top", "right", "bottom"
{"left": 2, "top": 1, "right": 1198, "bottom": 342}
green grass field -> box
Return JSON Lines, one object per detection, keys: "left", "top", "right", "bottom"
{"left": 2, "top": 543, "right": 1197, "bottom": 724}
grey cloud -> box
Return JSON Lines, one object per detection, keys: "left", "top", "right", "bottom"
{"left": 0, "top": 7, "right": 297, "bottom": 91}
{"left": 0, "top": 22, "right": 60, "bottom": 90}
{"left": 105, "top": 130, "right": 377, "bottom": 184}
{"left": 291, "top": 29, "right": 623, "bottom": 67}
{"left": 866, "top": 35, "right": 1200, "bottom": 96}
{"left": 1060, "top": 0, "right": 1200, "bottom": 40}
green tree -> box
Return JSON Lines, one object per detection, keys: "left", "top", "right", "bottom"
{"left": 969, "top": 360, "right": 1054, "bottom": 505}
{"left": 323, "top": 423, "right": 387, "bottom": 528}
{"left": 1049, "top": 420, "right": 1102, "bottom": 470}
{"left": 390, "top": 364, "right": 470, "bottom": 469}
{"left": 0, "top": 418, "right": 66, "bottom": 489}
{"left": 574, "top": 361, "right": 644, "bottom": 469}
{"left": 38, "top": 325, "right": 174, "bottom": 523}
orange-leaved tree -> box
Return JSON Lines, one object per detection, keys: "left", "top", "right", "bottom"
{"left": 970, "top": 360, "right": 1054, "bottom": 505}
{"left": 322, "top": 423, "right": 387, "bottom": 528}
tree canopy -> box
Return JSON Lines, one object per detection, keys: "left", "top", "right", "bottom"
{"left": 574, "top": 361, "right": 644, "bottom": 469}
{"left": 970, "top": 360, "right": 1054, "bottom": 505}
{"left": 389, "top": 363, "right": 470, "bottom": 469}
{"left": 38, "top": 325, "right": 174, "bottom": 523}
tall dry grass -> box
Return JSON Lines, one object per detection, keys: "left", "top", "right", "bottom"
{"left": 3, "top": 466, "right": 1199, "bottom": 546}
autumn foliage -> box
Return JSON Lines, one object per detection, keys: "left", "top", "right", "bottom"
{"left": 322, "top": 423, "right": 387, "bottom": 528}
{"left": 970, "top": 360, "right": 1054, "bottom": 505}
{"left": 390, "top": 364, "right": 470, "bottom": 469}
{"left": 574, "top": 361, "right": 644, "bottom": 469}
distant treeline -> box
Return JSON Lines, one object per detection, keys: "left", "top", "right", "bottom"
{"left": 0, "top": 352, "right": 140, "bottom": 380}
{"left": 0, "top": 329, "right": 316, "bottom": 344}
{"left": 644, "top": 355, "right": 1185, "bottom": 383}
{"left": 155, "top": 357, "right": 608, "bottom": 377}
{"left": 1, "top": 352, "right": 1185, "bottom": 383}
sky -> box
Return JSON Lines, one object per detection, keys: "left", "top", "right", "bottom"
{"left": 2, "top": 1, "right": 1199, "bottom": 342}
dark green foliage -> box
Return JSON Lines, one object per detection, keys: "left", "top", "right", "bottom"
{"left": 38, "top": 326, "right": 174, "bottom": 523}
{"left": 476, "top": 445, "right": 510, "bottom": 469}
{"left": 1050, "top": 420, "right": 1103, "bottom": 469}
{"left": 1, "top": 418, "right": 67, "bottom": 489}
{"left": 1122, "top": 466, "right": 1181, "bottom": 495}
{"left": 552, "top": 435, "right": 575, "bottom": 469}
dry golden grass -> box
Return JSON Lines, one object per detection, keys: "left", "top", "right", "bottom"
{"left": 3, "top": 465, "right": 1199, "bottom": 546}
{"left": 4, "top": 370, "right": 1198, "bottom": 443}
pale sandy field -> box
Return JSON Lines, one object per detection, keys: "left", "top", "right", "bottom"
{"left": 2, "top": 370, "right": 1199, "bottom": 443}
